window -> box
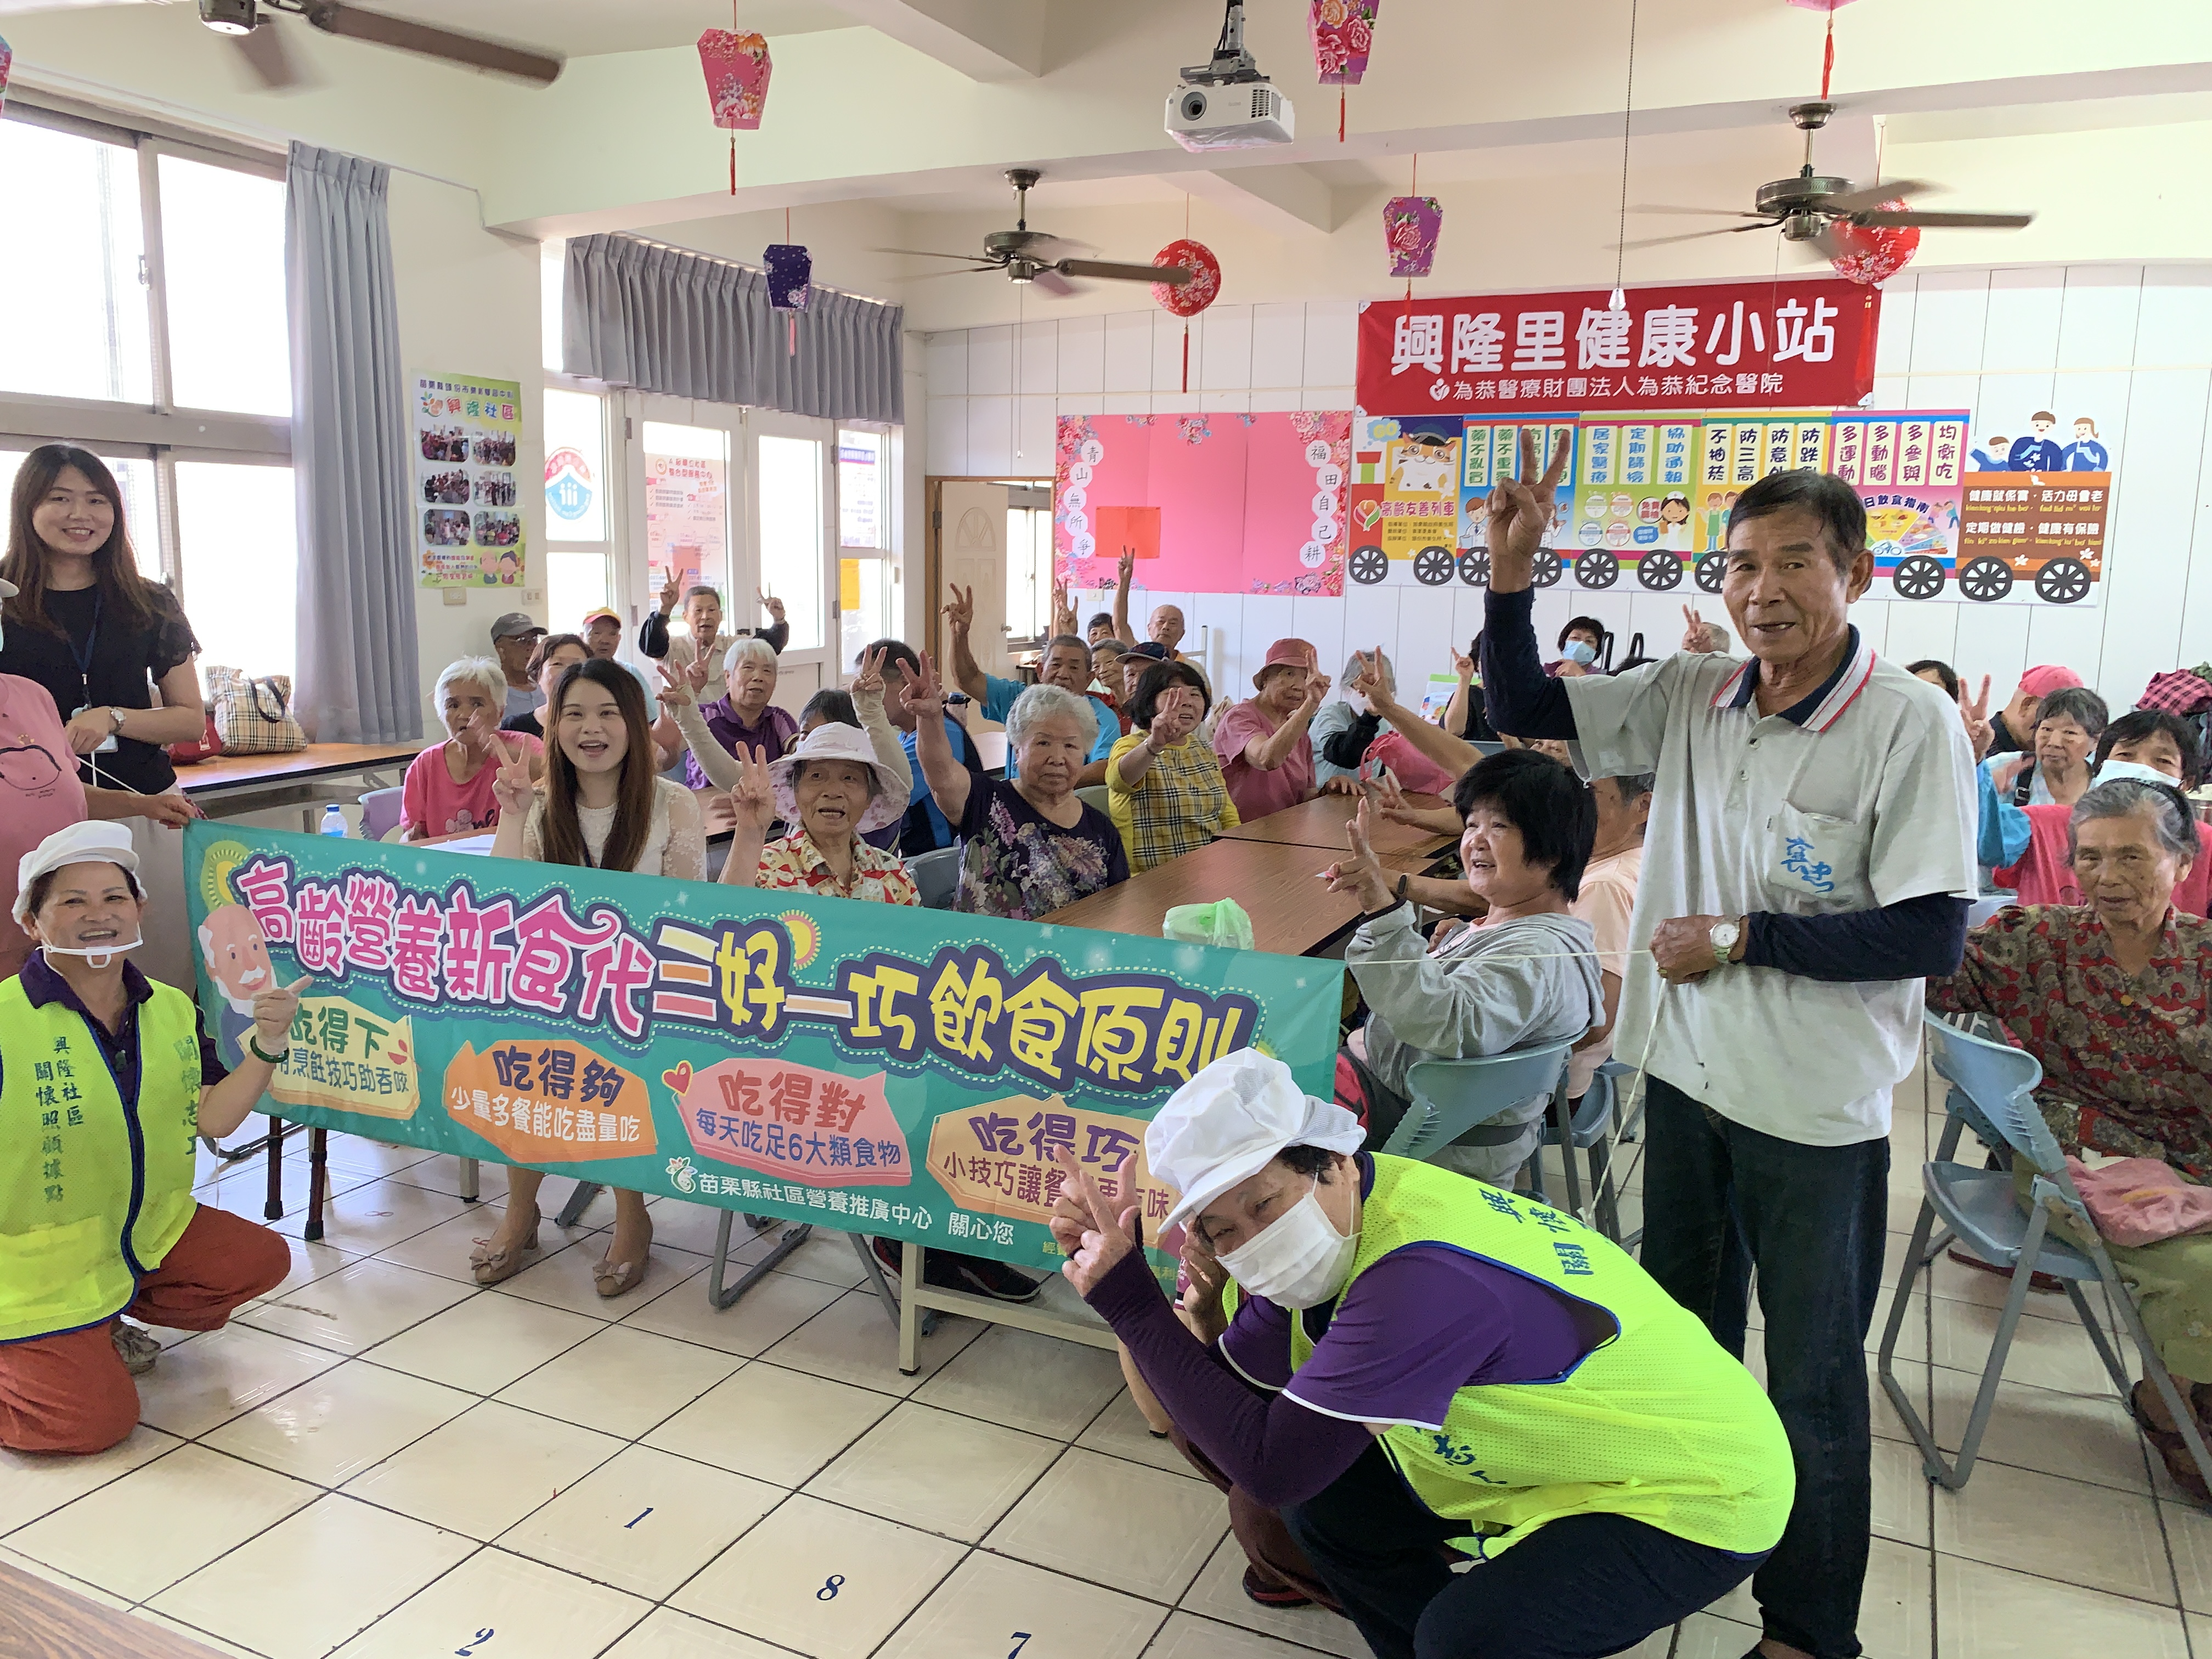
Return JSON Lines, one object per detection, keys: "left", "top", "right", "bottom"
{"left": 1005, "top": 494, "right": 1053, "bottom": 645}
{"left": 641, "top": 420, "right": 731, "bottom": 603}
{"left": 542, "top": 385, "right": 610, "bottom": 635}
{"left": 758, "top": 432, "right": 825, "bottom": 651}
{"left": 0, "top": 105, "right": 291, "bottom": 676}
{"left": 838, "top": 429, "right": 883, "bottom": 549}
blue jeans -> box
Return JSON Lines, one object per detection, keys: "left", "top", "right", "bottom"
{"left": 1640, "top": 1075, "right": 1890, "bottom": 1659}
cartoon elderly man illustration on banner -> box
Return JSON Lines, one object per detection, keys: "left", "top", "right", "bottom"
{"left": 199, "top": 901, "right": 277, "bottom": 1066}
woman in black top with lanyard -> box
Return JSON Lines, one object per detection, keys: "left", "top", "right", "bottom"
{"left": 2, "top": 446, "right": 207, "bottom": 795}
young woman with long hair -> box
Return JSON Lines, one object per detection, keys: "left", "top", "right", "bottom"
{"left": 479, "top": 657, "right": 705, "bottom": 1295}
{"left": 1, "top": 444, "right": 207, "bottom": 794}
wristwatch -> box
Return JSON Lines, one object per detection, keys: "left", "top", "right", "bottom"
{"left": 1709, "top": 919, "right": 1741, "bottom": 969}
{"left": 108, "top": 707, "right": 127, "bottom": 735}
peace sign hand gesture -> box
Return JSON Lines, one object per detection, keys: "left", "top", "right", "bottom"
{"left": 1050, "top": 581, "right": 1079, "bottom": 640}
{"left": 655, "top": 657, "right": 708, "bottom": 708}
{"left": 1958, "top": 674, "right": 1995, "bottom": 760}
{"left": 728, "top": 744, "right": 777, "bottom": 836}
{"left": 1325, "top": 797, "right": 1395, "bottom": 913}
{"left": 1178, "top": 1223, "right": 1231, "bottom": 1344}
{"left": 942, "top": 583, "right": 975, "bottom": 637}
{"left": 1049, "top": 1147, "right": 1138, "bottom": 1297}
{"left": 1681, "top": 603, "right": 1719, "bottom": 654}
{"left": 488, "top": 736, "right": 534, "bottom": 817}
{"left": 658, "top": 569, "right": 680, "bottom": 616}
{"left": 1347, "top": 644, "right": 1390, "bottom": 707}
{"left": 850, "top": 644, "right": 888, "bottom": 704}
{"left": 757, "top": 588, "right": 786, "bottom": 625}
{"left": 899, "top": 650, "right": 947, "bottom": 721}
{"left": 250, "top": 974, "right": 314, "bottom": 1054}
{"left": 1484, "top": 428, "right": 1569, "bottom": 593}
{"left": 1450, "top": 644, "right": 1475, "bottom": 682}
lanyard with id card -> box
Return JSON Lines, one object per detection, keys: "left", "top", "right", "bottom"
{"left": 65, "top": 591, "right": 117, "bottom": 754}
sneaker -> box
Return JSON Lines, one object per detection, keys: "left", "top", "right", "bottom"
{"left": 1946, "top": 1244, "right": 2063, "bottom": 1295}
{"left": 1242, "top": 1565, "right": 1312, "bottom": 1609}
{"left": 110, "top": 1319, "right": 161, "bottom": 1376}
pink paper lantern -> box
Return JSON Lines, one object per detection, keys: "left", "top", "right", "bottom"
{"left": 0, "top": 36, "right": 13, "bottom": 116}
{"left": 1308, "top": 0, "right": 1379, "bottom": 85}
{"left": 697, "top": 29, "right": 772, "bottom": 131}
{"left": 1383, "top": 195, "right": 1440, "bottom": 278}
{"left": 1152, "top": 239, "right": 1221, "bottom": 318}
{"left": 1826, "top": 203, "right": 1918, "bottom": 287}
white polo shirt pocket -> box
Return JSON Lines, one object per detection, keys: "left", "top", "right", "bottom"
{"left": 1764, "top": 803, "right": 1872, "bottom": 910}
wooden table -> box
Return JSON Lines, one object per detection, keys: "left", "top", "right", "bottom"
{"left": 1218, "top": 792, "right": 1455, "bottom": 863}
{"left": 178, "top": 740, "right": 431, "bottom": 830}
{"left": 1, "top": 1558, "right": 231, "bottom": 1656}
{"left": 1041, "top": 834, "right": 1370, "bottom": 957}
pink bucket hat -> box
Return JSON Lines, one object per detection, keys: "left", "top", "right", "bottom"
{"left": 767, "top": 723, "right": 908, "bottom": 834}
{"left": 1252, "top": 637, "right": 1318, "bottom": 691}
{"left": 2017, "top": 664, "right": 2083, "bottom": 701}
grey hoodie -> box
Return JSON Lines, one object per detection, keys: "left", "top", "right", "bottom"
{"left": 1346, "top": 905, "right": 1604, "bottom": 1183}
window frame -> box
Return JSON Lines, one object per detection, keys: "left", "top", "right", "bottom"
{"left": 0, "top": 98, "right": 290, "bottom": 622}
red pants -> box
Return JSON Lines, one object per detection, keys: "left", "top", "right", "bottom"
{"left": 0, "top": 1204, "right": 290, "bottom": 1455}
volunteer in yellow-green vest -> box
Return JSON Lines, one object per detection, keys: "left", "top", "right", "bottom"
{"left": 1054, "top": 1050, "right": 1793, "bottom": 1659}
{"left": 0, "top": 821, "right": 304, "bottom": 1456}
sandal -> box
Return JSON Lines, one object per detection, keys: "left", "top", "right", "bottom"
{"left": 2131, "top": 1381, "right": 2212, "bottom": 1502}
{"left": 1241, "top": 1566, "right": 1311, "bottom": 1609}
{"left": 470, "top": 1217, "right": 540, "bottom": 1286}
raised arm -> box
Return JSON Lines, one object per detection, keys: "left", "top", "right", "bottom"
{"left": 1115, "top": 686, "right": 1201, "bottom": 787}
{"left": 849, "top": 645, "right": 913, "bottom": 797}
{"left": 1479, "top": 431, "right": 1579, "bottom": 742}
{"left": 640, "top": 570, "right": 678, "bottom": 659}
{"left": 756, "top": 590, "right": 791, "bottom": 656}
{"left": 1112, "top": 548, "right": 1139, "bottom": 646}
{"left": 657, "top": 660, "right": 737, "bottom": 789}
{"left": 715, "top": 744, "right": 777, "bottom": 887}
{"left": 1441, "top": 642, "right": 1474, "bottom": 740}
{"left": 1978, "top": 754, "right": 2033, "bottom": 871}
{"left": 1235, "top": 670, "right": 1332, "bottom": 772}
{"left": 899, "top": 651, "right": 974, "bottom": 827}
{"left": 942, "top": 584, "right": 989, "bottom": 702}
{"left": 1350, "top": 648, "right": 1482, "bottom": 779}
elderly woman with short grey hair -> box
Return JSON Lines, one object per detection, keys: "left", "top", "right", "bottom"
{"left": 1312, "top": 648, "right": 1398, "bottom": 790}
{"left": 901, "top": 658, "right": 1127, "bottom": 918}
{"left": 1928, "top": 777, "right": 2212, "bottom": 1496}
{"left": 672, "top": 634, "right": 797, "bottom": 791}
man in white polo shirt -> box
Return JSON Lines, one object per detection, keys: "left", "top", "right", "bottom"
{"left": 1479, "top": 436, "right": 1977, "bottom": 1659}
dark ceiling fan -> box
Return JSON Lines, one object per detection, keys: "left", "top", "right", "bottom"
{"left": 192, "top": 0, "right": 563, "bottom": 91}
{"left": 877, "top": 168, "right": 1194, "bottom": 296}
{"left": 1616, "top": 101, "right": 2032, "bottom": 256}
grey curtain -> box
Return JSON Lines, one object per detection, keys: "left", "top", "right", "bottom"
{"left": 287, "top": 142, "right": 420, "bottom": 743}
{"left": 564, "top": 234, "right": 903, "bottom": 422}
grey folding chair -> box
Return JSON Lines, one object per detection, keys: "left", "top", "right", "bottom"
{"left": 908, "top": 845, "right": 962, "bottom": 910}
{"left": 1877, "top": 1011, "right": 2212, "bottom": 1494}
{"left": 1388, "top": 1042, "right": 1575, "bottom": 1192}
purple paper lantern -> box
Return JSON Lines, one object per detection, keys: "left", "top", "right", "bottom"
{"left": 764, "top": 243, "right": 812, "bottom": 312}
{"left": 1384, "top": 195, "right": 1440, "bottom": 279}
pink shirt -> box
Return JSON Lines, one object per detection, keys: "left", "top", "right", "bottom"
{"left": 401, "top": 733, "right": 543, "bottom": 838}
{"left": 1214, "top": 700, "right": 1314, "bottom": 822}
{"left": 0, "top": 675, "right": 87, "bottom": 978}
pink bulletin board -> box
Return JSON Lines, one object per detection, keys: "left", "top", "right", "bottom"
{"left": 1054, "top": 411, "right": 1353, "bottom": 596}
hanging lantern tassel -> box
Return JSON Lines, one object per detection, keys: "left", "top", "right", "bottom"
{"left": 1339, "top": 87, "right": 1346, "bottom": 143}
{"left": 1182, "top": 322, "right": 1192, "bottom": 394}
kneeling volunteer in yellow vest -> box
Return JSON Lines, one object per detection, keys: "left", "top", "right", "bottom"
{"left": 1052, "top": 1049, "right": 1793, "bottom": 1659}
{"left": 0, "top": 821, "right": 305, "bottom": 1455}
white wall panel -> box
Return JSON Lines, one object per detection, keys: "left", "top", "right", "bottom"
{"left": 969, "top": 324, "right": 1014, "bottom": 394}
{"left": 1982, "top": 269, "right": 2065, "bottom": 373}
{"left": 924, "top": 332, "right": 968, "bottom": 396}
{"left": 1882, "top": 601, "right": 1960, "bottom": 672}
{"left": 1252, "top": 302, "right": 1307, "bottom": 390}
{"left": 1153, "top": 312, "right": 1190, "bottom": 394}
{"left": 1291, "top": 595, "right": 1346, "bottom": 691}
{"left": 1058, "top": 315, "right": 1106, "bottom": 396}
{"left": 1874, "top": 278, "right": 1917, "bottom": 377}
{"left": 1248, "top": 387, "right": 1307, "bottom": 412}
{"left": 2056, "top": 267, "right": 2144, "bottom": 369}
{"left": 1199, "top": 304, "right": 1254, "bottom": 392}
{"left": 2024, "top": 601, "right": 2111, "bottom": 706}
{"left": 1102, "top": 312, "right": 1152, "bottom": 393}
{"left": 1012, "top": 396, "right": 1056, "bottom": 475}
{"left": 1340, "top": 585, "right": 1401, "bottom": 673}
{"left": 2136, "top": 269, "right": 2212, "bottom": 366}
{"left": 1906, "top": 271, "right": 1989, "bottom": 376}
{"left": 1850, "top": 597, "right": 1892, "bottom": 658}
{"left": 1394, "top": 584, "right": 1454, "bottom": 702}
{"left": 2099, "top": 368, "right": 2210, "bottom": 702}
{"left": 1950, "top": 604, "right": 2034, "bottom": 702}
{"left": 967, "top": 396, "right": 1012, "bottom": 476}
{"left": 1235, "top": 595, "right": 1296, "bottom": 697}
{"left": 1016, "top": 320, "right": 1059, "bottom": 394}
{"left": 1304, "top": 300, "right": 1358, "bottom": 389}
{"left": 926, "top": 396, "right": 967, "bottom": 476}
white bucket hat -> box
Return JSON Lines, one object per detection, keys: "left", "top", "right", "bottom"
{"left": 768, "top": 723, "right": 909, "bottom": 835}
{"left": 15, "top": 821, "right": 139, "bottom": 926}
{"left": 1146, "top": 1049, "right": 1365, "bottom": 1232}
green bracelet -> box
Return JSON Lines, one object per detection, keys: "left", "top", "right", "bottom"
{"left": 248, "top": 1035, "right": 288, "bottom": 1065}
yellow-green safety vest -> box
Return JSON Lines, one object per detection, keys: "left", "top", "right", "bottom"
{"left": 1237, "top": 1155, "right": 1795, "bottom": 1559}
{"left": 0, "top": 973, "right": 205, "bottom": 1344}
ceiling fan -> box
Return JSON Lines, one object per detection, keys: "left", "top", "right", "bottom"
{"left": 0, "top": 0, "right": 565, "bottom": 91}
{"left": 1617, "top": 101, "right": 2032, "bottom": 256}
{"left": 877, "top": 168, "right": 1194, "bottom": 297}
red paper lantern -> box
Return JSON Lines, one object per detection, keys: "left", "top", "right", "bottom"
{"left": 1826, "top": 203, "right": 1918, "bottom": 287}
{"left": 1152, "top": 239, "right": 1221, "bottom": 318}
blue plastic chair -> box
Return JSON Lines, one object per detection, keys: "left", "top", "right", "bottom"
{"left": 358, "top": 786, "right": 405, "bottom": 842}
{"left": 1388, "top": 1040, "right": 1573, "bottom": 1165}
{"left": 1877, "top": 1011, "right": 2211, "bottom": 1493}
{"left": 1966, "top": 890, "right": 2017, "bottom": 930}
{"left": 1526, "top": 1059, "right": 1628, "bottom": 1243}
{"left": 908, "top": 845, "right": 962, "bottom": 910}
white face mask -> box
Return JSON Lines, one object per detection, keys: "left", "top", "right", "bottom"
{"left": 42, "top": 936, "right": 143, "bottom": 970}
{"left": 1561, "top": 639, "right": 1599, "bottom": 667}
{"left": 1216, "top": 1178, "right": 1359, "bottom": 1310}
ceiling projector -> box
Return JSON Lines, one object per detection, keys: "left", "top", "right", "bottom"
{"left": 1165, "top": 1, "right": 1295, "bottom": 153}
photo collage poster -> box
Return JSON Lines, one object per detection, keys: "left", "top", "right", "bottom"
{"left": 415, "top": 374, "right": 526, "bottom": 588}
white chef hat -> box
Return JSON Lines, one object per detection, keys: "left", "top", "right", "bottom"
{"left": 14, "top": 821, "right": 140, "bottom": 926}
{"left": 1146, "top": 1048, "right": 1365, "bottom": 1232}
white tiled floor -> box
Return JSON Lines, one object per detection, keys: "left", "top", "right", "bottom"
{"left": 3, "top": 1056, "right": 2202, "bottom": 1659}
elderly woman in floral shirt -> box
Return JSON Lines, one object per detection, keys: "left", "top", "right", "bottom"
{"left": 1926, "top": 777, "right": 2212, "bottom": 1493}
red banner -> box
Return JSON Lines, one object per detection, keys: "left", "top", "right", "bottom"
{"left": 1355, "top": 280, "right": 1880, "bottom": 417}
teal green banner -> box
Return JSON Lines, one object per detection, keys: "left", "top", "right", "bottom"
{"left": 183, "top": 822, "right": 1341, "bottom": 1277}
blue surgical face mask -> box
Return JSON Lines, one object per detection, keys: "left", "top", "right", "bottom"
{"left": 1562, "top": 639, "right": 1599, "bottom": 667}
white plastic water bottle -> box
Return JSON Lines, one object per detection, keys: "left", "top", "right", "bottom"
{"left": 320, "top": 805, "right": 347, "bottom": 837}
